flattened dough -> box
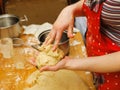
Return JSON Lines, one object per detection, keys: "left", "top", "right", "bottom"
{"left": 24, "top": 70, "right": 89, "bottom": 90}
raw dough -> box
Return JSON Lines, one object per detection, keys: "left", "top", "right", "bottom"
{"left": 24, "top": 70, "right": 89, "bottom": 90}
{"left": 36, "top": 44, "right": 64, "bottom": 68}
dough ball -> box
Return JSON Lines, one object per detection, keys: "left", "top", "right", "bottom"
{"left": 36, "top": 44, "right": 64, "bottom": 68}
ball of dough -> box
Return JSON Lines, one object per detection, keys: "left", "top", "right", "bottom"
{"left": 36, "top": 45, "right": 64, "bottom": 68}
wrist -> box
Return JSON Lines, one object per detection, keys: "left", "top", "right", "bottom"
{"left": 64, "top": 59, "right": 88, "bottom": 71}
{"left": 72, "top": 0, "right": 84, "bottom": 16}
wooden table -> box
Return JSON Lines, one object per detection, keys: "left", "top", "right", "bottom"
{"left": 69, "top": 32, "right": 96, "bottom": 90}
{"left": 0, "top": 32, "right": 96, "bottom": 90}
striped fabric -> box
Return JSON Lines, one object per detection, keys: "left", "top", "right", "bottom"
{"left": 84, "top": 0, "right": 105, "bottom": 12}
{"left": 101, "top": 0, "right": 120, "bottom": 46}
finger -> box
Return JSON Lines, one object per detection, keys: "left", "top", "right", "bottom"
{"left": 39, "top": 66, "right": 49, "bottom": 72}
{"left": 52, "top": 32, "right": 62, "bottom": 51}
{"left": 43, "top": 33, "right": 51, "bottom": 45}
{"left": 67, "top": 24, "right": 74, "bottom": 38}
{"left": 40, "top": 65, "right": 59, "bottom": 72}
{"left": 46, "top": 36, "right": 55, "bottom": 45}
{"left": 43, "top": 30, "right": 56, "bottom": 45}
{"left": 43, "top": 33, "right": 52, "bottom": 45}
{"left": 28, "top": 57, "right": 36, "bottom": 66}
{"left": 52, "top": 42, "right": 59, "bottom": 51}
{"left": 64, "top": 56, "right": 70, "bottom": 60}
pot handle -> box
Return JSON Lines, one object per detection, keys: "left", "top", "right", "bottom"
{"left": 20, "top": 15, "right": 28, "bottom": 22}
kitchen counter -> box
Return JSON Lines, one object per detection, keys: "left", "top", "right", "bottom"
{"left": 0, "top": 23, "right": 96, "bottom": 90}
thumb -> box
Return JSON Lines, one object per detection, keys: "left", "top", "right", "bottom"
{"left": 40, "top": 65, "right": 59, "bottom": 72}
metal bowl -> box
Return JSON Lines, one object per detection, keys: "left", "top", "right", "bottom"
{"left": 38, "top": 30, "right": 69, "bottom": 55}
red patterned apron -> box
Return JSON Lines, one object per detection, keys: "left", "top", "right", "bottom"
{"left": 82, "top": 1, "right": 120, "bottom": 90}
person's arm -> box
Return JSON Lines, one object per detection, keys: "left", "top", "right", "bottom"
{"left": 43, "top": 0, "right": 85, "bottom": 50}
{"left": 40, "top": 51, "right": 120, "bottom": 73}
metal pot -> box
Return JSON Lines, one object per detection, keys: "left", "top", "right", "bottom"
{"left": 0, "top": 14, "right": 27, "bottom": 39}
{"left": 38, "top": 30, "right": 69, "bottom": 55}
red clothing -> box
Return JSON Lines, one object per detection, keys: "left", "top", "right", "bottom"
{"left": 82, "top": 1, "right": 120, "bottom": 90}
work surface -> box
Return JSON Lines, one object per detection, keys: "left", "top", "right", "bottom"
{"left": 0, "top": 28, "right": 96, "bottom": 90}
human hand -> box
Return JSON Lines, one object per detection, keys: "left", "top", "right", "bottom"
{"left": 29, "top": 56, "right": 84, "bottom": 72}
{"left": 40, "top": 56, "right": 70, "bottom": 72}
{"left": 28, "top": 56, "right": 69, "bottom": 71}
{"left": 43, "top": 6, "right": 75, "bottom": 50}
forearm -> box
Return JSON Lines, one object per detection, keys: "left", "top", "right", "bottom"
{"left": 65, "top": 0, "right": 85, "bottom": 17}
{"left": 72, "top": 0, "right": 85, "bottom": 16}
{"left": 65, "top": 51, "right": 120, "bottom": 73}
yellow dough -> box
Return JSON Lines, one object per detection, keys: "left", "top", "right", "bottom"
{"left": 24, "top": 70, "right": 89, "bottom": 90}
{"left": 24, "top": 45, "right": 89, "bottom": 90}
{"left": 36, "top": 44, "right": 64, "bottom": 68}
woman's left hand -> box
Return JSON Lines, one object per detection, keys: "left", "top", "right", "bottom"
{"left": 40, "top": 56, "right": 71, "bottom": 72}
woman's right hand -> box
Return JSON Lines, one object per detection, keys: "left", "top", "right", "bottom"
{"left": 43, "top": 0, "right": 84, "bottom": 50}
{"left": 43, "top": 5, "right": 75, "bottom": 50}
